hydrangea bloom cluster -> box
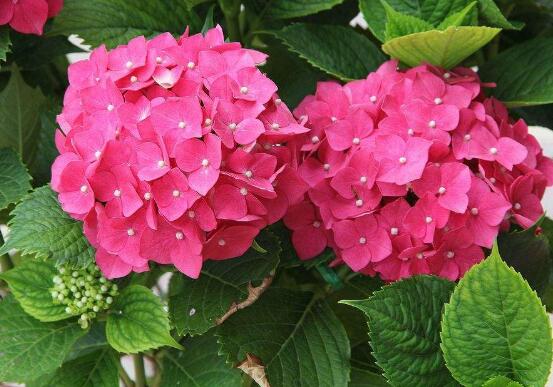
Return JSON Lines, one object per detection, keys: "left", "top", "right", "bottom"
{"left": 285, "top": 60, "right": 553, "bottom": 281}
{"left": 51, "top": 26, "right": 307, "bottom": 280}
{"left": 51, "top": 264, "right": 118, "bottom": 328}
{"left": 0, "top": 0, "right": 63, "bottom": 35}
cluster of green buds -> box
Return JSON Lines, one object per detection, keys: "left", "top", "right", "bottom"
{"left": 50, "top": 264, "right": 118, "bottom": 329}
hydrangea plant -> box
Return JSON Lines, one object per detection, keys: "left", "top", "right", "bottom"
{"left": 0, "top": 1, "right": 553, "bottom": 386}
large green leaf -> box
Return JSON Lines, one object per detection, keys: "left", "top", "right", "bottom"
{"left": 217, "top": 288, "right": 351, "bottom": 387}
{"left": 0, "top": 296, "right": 87, "bottom": 383}
{"left": 482, "top": 375, "right": 523, "bottom": 387}
{"left": 65, "top": 322, "right": 109, "bottom": 361}
{"left": 383, "top": 1, "right": 434, "bottom": 40}
{"left": 29, "top": 110, "right": 59, "bottom": 187}
{"left": 497, "top": 218, "right": 552, "bottom": 295}
{"left": 255, "top": 0, "right": 345, "bottom": 19}
{"left": 480, "top": 38, "right": 553, "bottom": 107}
{"left": 169, "top": 229, "right": 280, "bottom": 336}
{"left": 478, "top": 0, "right": 524, "bottom": 30}
{"left": 50, "top": 0, "right": 201, "bottom": 48}
{"left": 161, "top": 334, "right": 242, "bottom": 387}
{"left": 350, "top": 368, "right": 390, "bottom": 387}
{"left": 342, "top": 276, "right": 458, "bottom": 387}
{"left": 274, "top": 23, "right": 386, "bottom": 81}
{"left": 44, "top": 347, "right": 119, "bottom": 387}
{"left": 0, "top": 260, "right": 70, "bottom": 321}
{"left": 106, "top": 285, "right": 181, "bottom": 353}
{"left": 440, "top": 246, "right": 553, "bottom": 386}
{"left": 0, "top": 26, "right": 11, "bottom": 62}
{"left": 0, "top": 67, "right": 46, "bottom": 165}
{"left": 0, "top": 147, "right": 32, "bottom": 211}
{"left": 0, "top": 186, "right": 94, "bottom": 268}
{"left": 382, "top": 26, "right": 500, "bottom": 68}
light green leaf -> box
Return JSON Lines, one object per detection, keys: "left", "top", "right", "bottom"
{"left": 0, "top": 296, "right": 87, "bottom": 383}
{"left": 382, "top": 26, "right": 500, "bottom": 68}
{"left": 480, "top": 38, "right": 553, "bottom": 107}
{"left": 0, "top": 26, "right": 11, "bottom": 62}
{"left": 0, "top": 186, "right": 94, "bottom": 268}
{"left": 45, "top": 347, "right": 119, "bottom": 387}
{"left": 218, "top": 288, "right": 350, "bottom": 387}
{"left": 50, "top": 0, "right": 201, "bottom": 48}
{"left": 0, "top": 259, "right": 71, "bottom": 321}
{"left": 482, "top": 375, "right": 524, "bottom": 387}
{"left": 383, "top": 1, "right": 434, "bottom": 41}
{"left": 0, "top": 67, "right": 46, "bottom": 165}
{"left": 261, "top": 0, "right": 345, "bottom": 19}
{"left": 437, "top": 1, "right": 476, "bottom": 29}
{"left": 440, "top": 245, "right": 553, "bottom": 386}
{"left": 169, "top": 229, "right": 280, "bottom": 336}
{"left": 274, "top": 23, "right": 386, "bottom": 81}
{"left": 0, "top": 147, "right": 32, "bottom": 211}
{"left": 478, "top": 0, "right": 524, "bottom": 30}
{"left": 106, "top": 285, "right": 181, "bottom": 354}
{"left": 161, "top": 333, "right": 241, "bottom": 387}
{"left": 341, "top": 275, "right": 458, "bottom": 387}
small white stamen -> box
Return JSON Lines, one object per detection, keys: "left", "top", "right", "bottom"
{"left": 369, "top": 95, "right": 377, "bottom": 103}
{"left": 434, "top": 97, "right": 443, "bottom": 105}
{"left": 157, "top": 160, "right": 165, "bottom": 168}
{"left": 446, "top": 251, "right": 455, "bottom": 259}
{"left": 490, "top": 177, "right": 496, "bottom": 184}
{"left": 189, "top": 308, "right": 196, "bottom": 316}
{"left": 80, "top": 185, "right": 88, "bottom": 193}
{"left": 464, "top": 134, "right": 471, "bottom": 141}
{"left": 218, "top": 239, "right": 226, "bottom": 246}
{"left": 125, "top": 61, "right": 133, "bottom": 69}
{"left": 187, "top": 61, "right": 195, "bottom": 69}
{"left": 407, "top": 128, "right": 414, "bottom": 136}
{"left": 443, "top": 72, "right": 451, "bottom": 79}
{"left": 204, "top": 118, "right": 212, "bottom": 126}
{"left": 113, "top": 189, "right": 121, "bottom": 197}
{"left": 144, "top": 192, "right": 152, "bottom": 200}
{"left": 391, "top": 227, "right": 399, "bottom": 236}
{"left": 425, "top": 216, "right": 433, "bottom": 224}
{"left": 490, "top": 147, "right": 498, "bottom": 155}
{"left": 399, "top": 156, "right": 407, "bottom": 164}
{"left": 228, "top": 123, "right": 237, "bottom": 130}
{"left": 201, "top": 159, "right": 209, "bottom": 167}
{"left": 94, "top": 150, "right": 102, "bottom": 159}
{"left": 188, "top": 210, "right": 195, "bottom": 218}
{"left": 514, "top": 202, "right": 522, "bottom": 210}
{"left": 155, "top": 56, "right": 163, "bottom": 64}
{"left": 127, "top": 228, "right": 135, "bottom": 236}
{"left": 275, "top": 98, "right": 282, "bottom": 105}
{"left": 470, "top": 207, "right": 479, "bottom": 215}
{"left": 107, "top": 104, "right": 114, "bottom": 112}
{"left": 352, "top": 137, "right": 360, "bottom": 145}
{"left": 175, "top": 232, "right": 184, "bottom": 240}
{"left": 360, "top": 176, "right": 367, "bottom": 184}
{"left": 359, "top": 237, "right": 367, "bottom": 244}
{"left": 355, "top": 199, "right": 363, "bottom": 207}
{"left": 178, "top": 121, "right": 186, "bottom": 129}
{"left": 130, "top": 75, "right": 138, "bottom": 83}
{"left": 172, "top": 190, "right": 180, "bottom": 197}
{"left": 271, "top": 122, "right": 280, "bottom": 130}
{"left": 244, "top": 170, "right": 253, "bottom": 178}
{"left": 313, "top": 221, "right": 321, "bottom": 228}
{"left": 240, "top": 86, "right": 248, "bottom": 94}
{"left": 311, "top": 136, "right": 320, "bottom": 143}
{"left": 438, "top": 186, "right": 446, "bottom": 194}
{"left": 323, "top": 163, "right": 330, "bottom": 171}
{"left": 428, "top": 120, "right": 436, "bottom": 128}
{"left": 240, "top": 187, "right": 248, "bottom": 196}
{"left": 416, "top": 253, "right": 424, "bottom": 259}
{"left": 331, "top": 116, "right": 337, "bottom": 123}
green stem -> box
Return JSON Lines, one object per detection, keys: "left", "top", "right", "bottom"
{"left": 219, "top": 0, "right": 241, "bottom": 42}
{"left": 118, "top": 361, "right": 134, "bottom": 387}
{"left": 133, "top": 354, "right": 147, "bottom": 387}
{"left": 0, "top": 232, "right": 12, "bottom": 274}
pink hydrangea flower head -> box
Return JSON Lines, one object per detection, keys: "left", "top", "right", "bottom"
{"left": 0, "top": 0, "right": 63, "bottom": 35}
{"left": 51, "top": 26, "right": 307, "bottom": 279}
{"left": 286, "top": 60, "right": 552, "bottom": 282}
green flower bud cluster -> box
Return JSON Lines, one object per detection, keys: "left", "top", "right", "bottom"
{"left": 50, "top": 264, "right": 118, "bottom": 329}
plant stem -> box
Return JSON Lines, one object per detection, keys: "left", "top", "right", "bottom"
{"left": 133, "top": 354, "right": 147, "bottom": 387}
{"left": 0, "top": 231, "right": 13, "bottom": 275}
{"left": 219, "top": 0, "right": 241, "bottom": 42}
{"left": 118, "top": 361, "right": 134, "bottom": 387}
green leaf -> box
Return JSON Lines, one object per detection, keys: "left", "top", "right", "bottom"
{"left": 497, "top": 218, "right": 552, "bottom": 295}
{"left": 218, "top": 288, "right": 350, "bottom": 387}
{"left": 169, "top": 229, "right": 280, "bottom": 336}
{"left": 478, "top": 0, "right": 524, "bottom": 30}
{"left": 65, "top": 322, "right": 109, "bottom": 361}
{"left": 106, "top": 285, "right": 181, "bottom": 353}
{"left": 0, "top": 147, "right": 32, "bottom": 211}
{"left": 0, "top": 186, "right": 94, "bottom": 268}
{"left": 383, "top": 1, "right": 434, "bottom": 41}
{"left": 382, "top": 26, "right": 501, "bottom": 68}
{"left": 0, "top": 259, "right": 70, "bottom": 321}
{"left": 341, "top": 276, "right": 458, "bottom": 387}
{"left": 261, "top": 0, "right": 345, "bottom": 19}
{"left": 0, "top": 26, "right": 11, "bottom": 62}
{"left": 480, "top": 38, "right": 553, "bottom": 107}
{"left": 0, "top": 67, "right": 46, "bottom": 165}
{"left": 440, "top": 246, "right": 553, "bottom": 386}
{"left": 161, "top": 333, "right": 242, "bottom": 387}
{"left": 201, "top": 5, "right": 215, "bottom": 34}
{"left": 350, "top": 368, "right": 390, "bottom": 387}
{"left": 50, "top": 0, "right": 201, "bottom": 48}
{"left": 45, "top": 347, "right": 119, "bottom": 387}
{"left": 0, "top": 296, "right": 87, "bottom": 383}
{"left": 482, "top": 375, "right": 524, "bottom": 387}
{"left": 29, "top": 110, "right": 59, "bottom": 187}
{"left": 437, "top": 1, "right": 476, "bottom": 29}
{"left": 274, "top": 23, "right": 386, "bottom": 81}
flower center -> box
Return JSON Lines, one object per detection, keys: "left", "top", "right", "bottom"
{"left": 80, "top": 185, "right": 88, "bottom": 193}
{"left": 311, "top": 136, "right": 320, "bottom": 143}
{"left": 489, "top": 147, "right": 498, "bottom": 155}
{"left": 428, "top": 120, "right": 436, "bottom": 128}
{"left": 438, "top": 186, "right": 446, "bottom": 194}
{"left": 155, "top": 56, "right": 163, "bottom": 64}
{"left": 464, "top": 134, "right": 471, "bottom": 141}
{"left": 188, "top": 210, "right": 195, "bottom": 218}
{"left": 187, "top": 61, "right": 195, "bottom": 69}
{"left": 144, "top": 192, "right": 151, "bottom": 200}
{"left": 94, "top": 150, "right": 102, "bottom": 159}
{"left": 514, "top": 202, "right": 522, "bottom": 210}
{"left": 204, "top": 118, "right": 212, "bottom": 126}
{"left": 178, "top": 121, "right": 186, "bottom": 129}
{"left": 172, "top": 190, "right": 180, "bottom": 197}
{"left": 218, "top": 239, "right": 226, "bottom": 246}
{"left": 391, "top": 227, "right": 399, "bottom": 236}
{"left": 425, "top": 216, "right": 433, "bottom": 224}
{"left": 359, "top": 237, "right": 367, "bottom": 244}
{"left": 369, "top": 95, "right": 377, "bottom": 103}
{"left": 113, "top": 189, "right": 121, "bottom": 197}
{"left": 355, "top": 199, "right": 363, "bottom": 207}
{"left": 130, "top": 76, "right": 138, "bottom": 83}
{"left": 107, "top": 104, "right": 114, "bottom": 112}
{"left": 416, "top": 253, "right": 424, "bottom": 259}
{"left": 399, "top": 156, "right": 407, "bottom": 164}
{"left": 157, "top": 160, "right": 165, "bottom": 168}
{"left": 407, "top": 128, "right": 414, "bottom": 136}
{"left": 201, "top": 159, "right": 209, "bottom": 167}
{"left": 446, "top": 251, "right": 455, "bottom": 259}
{"left": 313, "top": 221, "right": 321, "bottom": 228}
{"left": 244, "top": 170, "right": 253, "bottom": 178}
{"left": 434, "top": 97, "right": 443, "bottom": 105}
{"left": 240, "top": 86, "right": 248, "bottom": 94}
{"left": 228, "top": 123, "right": 237, "bottom": 130}
{"left": 323, "top": 163, "right": 330, "bottom": 171}
{"left": 125, "top": 61, "right": 133, "bottom": 69}
{"left": 240, "top": 187, "right": 248, "bottom": 196}
{"left": 271, "top": 123, "right": 280, "bottom": 130}
{"left": 352, "top": 137, "right": 360, "bottom": 145}
{"left": 175, "top": 232, "right": 184, "bottom": 240}
{"left": 470, "top": 207, "right": 479, "bottom": 215}
{"left": 360, "top": 176, "right": 367, "bottom": 184}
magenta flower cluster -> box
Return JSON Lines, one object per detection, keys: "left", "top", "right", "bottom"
{"left": 51, "top": 26, "right": 308, "bottom": 279}
{"left": 285, "top": 61, "right": 553, "bottom": 281}
{"left": 0, "top": 0, "right": 63, "bottom": 35}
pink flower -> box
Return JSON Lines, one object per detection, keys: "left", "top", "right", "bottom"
{"left": 404, "top": 193, "right": 450, "bottom": 243}
{"left": 508, "top": 174, "right": 544, "bottom": 228}
{"left": 0, "top": 0, "right": 61, "bottom": 35}
{"left": 203, "top": 226, "right": 260, "bottom": 260}
{"left": 373, "top": 235, "right": 433, "bottom": 281}
{"left": 151, "top": 168, "right": 199, "bottom": 221}
{"left": 284, "top": 201, "right": 330, "bottom": 260}
{"left": 472, "top": 128, "right": 528, "bottom": 170}
{"left": 333, "top": 215, "right": 392, "bottom": 271}
{"left": 150, "top": 96, "right": 203, "bottom": 138}
{"left": 213, "top": 100, "right": 265, "bottom": 147}
{"left": 325, "top": 109, "right": 374, "bottom": 151}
